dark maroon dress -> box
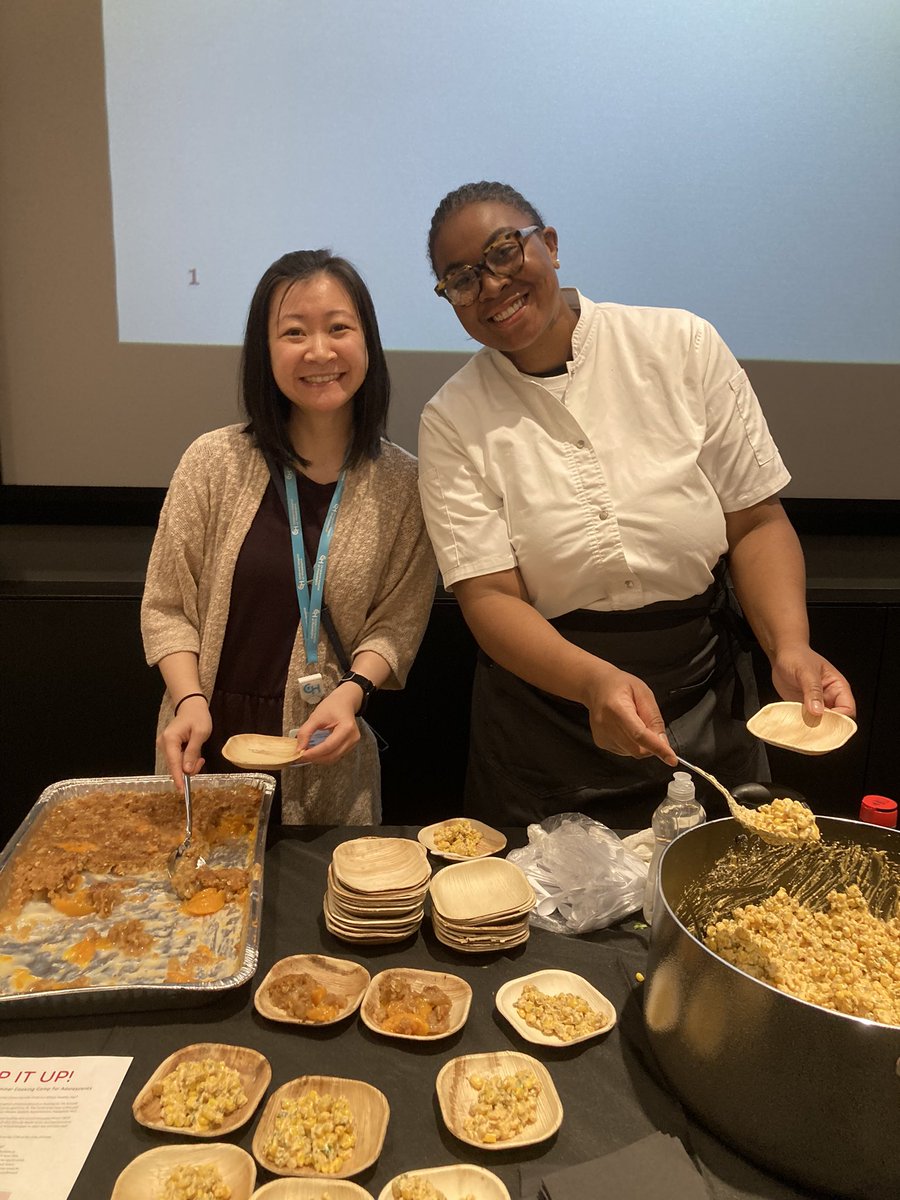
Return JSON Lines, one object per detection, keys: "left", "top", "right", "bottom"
{"left": 202, "top": 476, "right": 337, "bottom": 816}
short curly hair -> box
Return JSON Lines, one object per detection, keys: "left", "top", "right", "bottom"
{"left": 427, "top": 181, "right": 544, "bottom": 275}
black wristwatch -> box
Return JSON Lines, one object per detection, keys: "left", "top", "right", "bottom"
{"left": 338, "top": 670, "right": 377, "bottom": 716}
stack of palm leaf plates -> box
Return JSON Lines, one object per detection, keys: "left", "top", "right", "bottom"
{"left": 429, "top": 858, "right": 536, "bottom": 952}
{"left": 323, "top": 837, "right": 431, "bottom": 944}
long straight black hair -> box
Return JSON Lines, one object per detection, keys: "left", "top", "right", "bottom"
{"left": 241, "top": 249, "right": 389, "bottom": 471}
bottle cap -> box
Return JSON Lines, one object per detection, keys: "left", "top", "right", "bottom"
{"left": 859, "top": 795, "right": 898, "bottom": 828}
{"left": 666, "top": 771, "right": 696, "bottom": 801}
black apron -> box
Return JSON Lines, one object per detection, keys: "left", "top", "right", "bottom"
{"left": 464, "top": 562, "right": 769, "bottom": 829}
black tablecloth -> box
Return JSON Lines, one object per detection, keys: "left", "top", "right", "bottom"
{"left": 2, "top": 826, "right": 824, "bottom": 1199}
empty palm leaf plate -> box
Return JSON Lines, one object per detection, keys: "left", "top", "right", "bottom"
{"left": 746, "top": 701, "right": 857, "bottom": 754}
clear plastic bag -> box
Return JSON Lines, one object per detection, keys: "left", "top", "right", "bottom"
{"left": 506, "top": 812, "right": 649, "bottom": 935}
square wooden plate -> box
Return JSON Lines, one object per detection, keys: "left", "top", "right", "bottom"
{"left": 251, "top": 1178, "right": 374, "bottom": 1198}
{"left": 417, "top": 818, "right": 507, "bottom": 861}
{"left": 429, "top": 858, "right": 535, "bottom": 922}
{"left": 435, "top": 1050, "right": 562, "bottom": 1150}
{"left": 254, "top": 954, "right": 370, "bottom": 1026}
{"left": 746, "top": 701, "right": 857, "bottom": 754}
{"left": 331, "top": 837, "right": 430, "bottom": 893}
{"left": 132, "top": 1042, "right": 271, "bottom": 1136}
{"left": 495, "top": 969, "right": 616, "bottom": 1046}
{"left": 377, "top": 1164, "right": 511, "bottom": 1200}
{"left": 360, "top": 967, "right": 472, "bottom": 1040}
{"left": 252, "top": 1075, "right": 389, "bottom": 1178}
{"left": 112, "top": 1143, "right": 256, "bottom": 1200}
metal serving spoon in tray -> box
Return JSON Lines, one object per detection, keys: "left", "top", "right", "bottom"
{"left": 167, "top": 772, "right": 206, "bottom": 876}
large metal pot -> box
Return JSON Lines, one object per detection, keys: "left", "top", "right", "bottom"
{"left": 644, "top": 817, "right": 900, "bottom": 1200}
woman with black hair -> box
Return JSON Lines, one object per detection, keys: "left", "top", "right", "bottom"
{"left": 418, "top": 182, "right": 855, "bottom": 827}
{"left": 142, "top": 250, "right": 435, "bottom": 823}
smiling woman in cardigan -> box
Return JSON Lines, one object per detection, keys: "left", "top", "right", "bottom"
{"left": 142, "top": 250, "right": 436, "bottom": 824}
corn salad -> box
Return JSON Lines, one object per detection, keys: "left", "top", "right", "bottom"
{"left": 391, "top": 1174, "right": 476, "bottom": 1200}
{"left": 433, "top": 820, "right": 481, "bottom": 856}
{"left": 157, "top": 1162, "right": 230, "bottom": 1200}
{"left": 513, "top": 982, "right": 606, "bottom": 1040}
{"left": 154, "top": 1059, "right": 247, "bottom": 1131}
{"left": 262, "top": 1089, "right": 356, "bottom": 1174}
{"left": 705, "top": 884, "right": 900, "bottom": 1024}
{"left": 463, "top": 1068, "right": 540, "bottom": 1143}
{"left": 741, "top": 797, "right": 820, "bottom": 842}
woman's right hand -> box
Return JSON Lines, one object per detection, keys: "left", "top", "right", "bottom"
{"left": 583, "top": 662, "right": 677, "bottom": 764}
{"left": 157, "top": 695, "right": 211, "bottom": 791}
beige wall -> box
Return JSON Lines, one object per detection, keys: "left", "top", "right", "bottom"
{"left": 0, "top": 0, "right": 465, "bottom": 488}
{"left": 1, "top": 1, "right": 897, "bottom": 494}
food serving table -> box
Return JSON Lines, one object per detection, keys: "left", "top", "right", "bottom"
{"left": 1, "top": 825, "right": 824, "bottom": 1200}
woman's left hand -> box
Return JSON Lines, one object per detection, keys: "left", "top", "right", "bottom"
{"left": 293, "top": 653, "right": 390, "bottom": 765}
{"left": 292, "top": 688, "right": 361, "bottom": 765}
{"left": 770, "top": 645, "right": 857, "bottom": 719}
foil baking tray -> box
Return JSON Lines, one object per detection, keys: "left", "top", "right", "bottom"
{"left": 0, "top": 774, "right": 274, "bottom": 1018}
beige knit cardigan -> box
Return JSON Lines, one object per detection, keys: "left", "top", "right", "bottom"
{"left": 141, "top": 425, "right": 437, "bottom": 823}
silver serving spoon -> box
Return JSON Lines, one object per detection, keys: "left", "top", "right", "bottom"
{"left": 675, "top": 756, "right": 816, "bottom": 847}
{"left": 167, "top": 772, "right": 206, "bottom": 876}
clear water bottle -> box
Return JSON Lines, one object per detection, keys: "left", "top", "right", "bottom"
{"left": 642, "top": 771, "right": 706, "bottom": 924}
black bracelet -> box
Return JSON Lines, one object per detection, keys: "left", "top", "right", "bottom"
{"left": 174, "top": 691, "right": 207, "bottom": 716}
{"left": 338, "top": 671, "right": 377, "bottom": 717}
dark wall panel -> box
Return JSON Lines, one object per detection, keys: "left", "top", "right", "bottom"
{"left": 2, "top": 596, "right": 160, "bottom": 847}
{"left": 864, "top": 606, "right": 900, "bottom": 802}
{"left": 1, "top": 593, "right": 893, "bottom": 849}
{"left": 0, "top": 593, "right": 479, "bottom": 848}
{"left": 367, "top": 597, "right": 478, "bottom": 825}
{"left": 752, "top": 606, "right": 886, "bottom": 817}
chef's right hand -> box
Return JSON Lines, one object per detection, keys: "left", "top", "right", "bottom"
{"left": 158, "top": 695, "right": 211, "bottom": 791}
{"left": 584, "top": 664, "right": 676, "bottom": 765}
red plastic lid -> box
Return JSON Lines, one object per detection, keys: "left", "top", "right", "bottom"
{"left": 859, "top": 795, "right": 898, "bottom": 827}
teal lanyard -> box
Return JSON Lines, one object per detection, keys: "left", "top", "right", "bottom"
{"left": 284, "top": 467, "right": 346, "bottom": 668}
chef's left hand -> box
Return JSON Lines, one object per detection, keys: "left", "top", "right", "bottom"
{"left": 770, "top": 646, "right": 856, "bottom": 719}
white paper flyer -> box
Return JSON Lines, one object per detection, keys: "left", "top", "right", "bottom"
{"left": 0, "top": 1056, "right": 133, "bottom": 1200}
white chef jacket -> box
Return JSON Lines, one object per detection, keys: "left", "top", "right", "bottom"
{"left": 418, "top": 291, "right": 791, "bottom": 619}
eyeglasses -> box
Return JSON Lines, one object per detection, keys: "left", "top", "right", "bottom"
{"left": 434, "top": 225, "right": 541, "bottom": 307}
